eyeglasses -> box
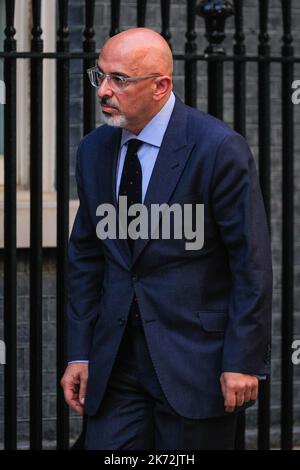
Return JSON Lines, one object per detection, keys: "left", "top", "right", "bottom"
{"left": 87, "top": 66, "right": 161, "bottom": 92}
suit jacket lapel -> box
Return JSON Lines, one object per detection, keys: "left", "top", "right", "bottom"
{"left": 131, "top": 98, "right": 195, "bottom": 265}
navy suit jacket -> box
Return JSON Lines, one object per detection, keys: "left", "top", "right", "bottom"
{"left": 67, "top": 96, "right": 272, "bottom": 419}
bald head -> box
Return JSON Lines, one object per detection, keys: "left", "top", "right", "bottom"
{"left": 97, "top": 28, "right": 174, "bottom": 135}
{"left": 101, "top": 28, "right": 173, "bottom": 77}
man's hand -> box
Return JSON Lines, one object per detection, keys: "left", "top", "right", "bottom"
{"left": 60, "top": 363, "right": 89, "bottom": 416}
{"left": 220, "top": 372, "right": 259, "bottom": 413}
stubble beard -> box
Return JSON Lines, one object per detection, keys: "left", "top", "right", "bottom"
{"left": 101, "top": 111, "right": 128, "bottom": 128}
{"left": 99, "top": 98, "right": 128, "bottom": 128}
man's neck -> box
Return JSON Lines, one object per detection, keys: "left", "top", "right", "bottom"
{"left": 125, "top": 93, "right": 172, "bottom": 135}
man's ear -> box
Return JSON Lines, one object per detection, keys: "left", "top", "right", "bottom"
{"left": 153, "top": 77, "right": 173, "bottom": 101}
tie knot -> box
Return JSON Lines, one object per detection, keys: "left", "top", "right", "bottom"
{"left": 126, "top": 139, "right": 143, "bottom": 155}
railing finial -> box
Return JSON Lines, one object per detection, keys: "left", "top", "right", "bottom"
{"left": 196, "top": 0, "right": 234, "bottom": 54}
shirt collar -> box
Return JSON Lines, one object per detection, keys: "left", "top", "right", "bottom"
{"left": 120, "top": 91, "right": 175, "bottom": 149}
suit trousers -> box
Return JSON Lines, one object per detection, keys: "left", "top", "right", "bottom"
{"left": 84, "top": 298, "right": 238, "bottom": 450}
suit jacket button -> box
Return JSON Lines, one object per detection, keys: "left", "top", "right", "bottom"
{"left": 132, "top": 275, "right": 138, "bottom": 282}
{"left": 118, "top": 318, "right": 125, "bottom": 326}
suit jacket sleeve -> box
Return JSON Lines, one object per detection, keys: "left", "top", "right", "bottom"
{"left": 67, "top": 141, "right": 105, "bottom": 362}
{"left": 211, "top": 133, "right": 273, "bottom": 375}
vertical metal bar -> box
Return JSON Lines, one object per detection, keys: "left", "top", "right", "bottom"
{"left": 281, "top": 0, "right": 294, "bottom": 450}
{"left": 79, "top": 12, "right": 95, "bottom": 452}
{"left": 110, "top": 0, "right": 121, "bottom": 37}
{"left": 233, "top": 3, "right": 246, "bottom": 446}
{"left": 83, "top": 0, "right": 95, "bottom": 135}
{"left": 184, "top": 0, "right": 197, "bottom": 107}
{"left": 160, "top": 0, "right": 172, "bottom": 48}
{"left": 234, "top": 412, "right": 246, "bottom": 450}
{"left": 233, "top": 0, "right": 246, "bottom": 137}
{"left": 56, "top": 0, "right": 70, "bottom": 450}
{"left": 29, "top": 0, "right": 43, "bottom": 450}
{"left": 207, "top": 57, "right": 223, "bottom": 119}
{"left": 258, "top": 0, "right": 271, "bottom": 219}
{"left": 257, "top": 0, "right": 271, "bottom": 450}
{"left": 137, "top": 0, "right": 147, "bottom": 27}
{"left": 197, "top": 1, "right": 233, "bottom": 120}
{"left": 3, "top": 0, "right": 17, "bottom": 450}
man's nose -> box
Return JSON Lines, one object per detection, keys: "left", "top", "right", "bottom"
{"left": 97, "top": 76, "right": 113, "bottom": 98}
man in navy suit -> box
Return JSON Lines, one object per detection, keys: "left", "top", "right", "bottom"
{"left": 61, "top": 28, "right": 272, "bottom": 450}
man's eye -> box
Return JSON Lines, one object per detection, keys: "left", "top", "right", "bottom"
{"left": 112, "top": 75, "right": 126, "bottom": 84}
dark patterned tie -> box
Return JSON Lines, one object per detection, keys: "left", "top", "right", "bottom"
{"left": 118, "top": 139, "right": 143, "bottom": 253}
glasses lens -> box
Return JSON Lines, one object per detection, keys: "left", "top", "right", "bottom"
{"left": 110, "top": 75, "right": 127, "bottom": 91}
{"left": 88, "top": 69, "right": 100, "bottom": 88}
{"left": 87, "top": 69, "right": 128, "bottom": 91}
